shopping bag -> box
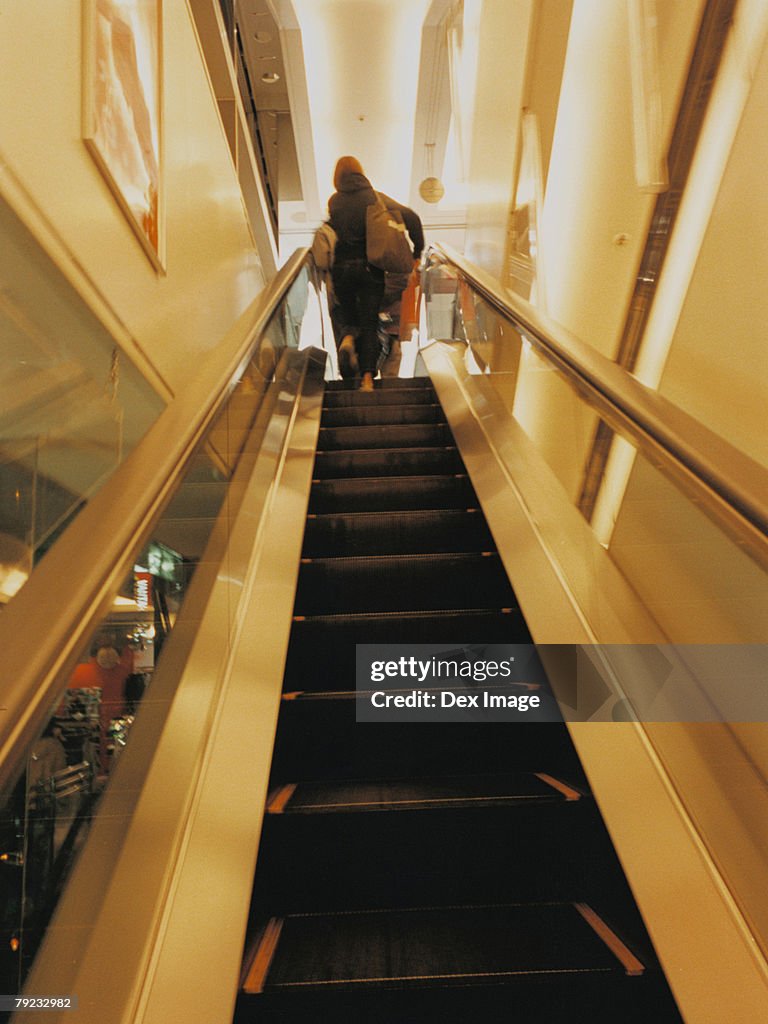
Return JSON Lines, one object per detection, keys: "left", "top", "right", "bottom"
{"left": 311, "top": 221, "right": 337, "bottom": 270}
{"left": 399, "top": 268, "right": 421, "bottom": 340}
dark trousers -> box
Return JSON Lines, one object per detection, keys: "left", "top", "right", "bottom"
{"left": 331, "top": 259, "right": 385, "bottom": 375}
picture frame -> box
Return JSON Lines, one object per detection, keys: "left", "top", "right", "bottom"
{"left": 82, "top": 0, "right": 165, "bottom": 271}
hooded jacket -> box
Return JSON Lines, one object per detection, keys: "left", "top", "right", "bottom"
{"left": 328, "top": 171, "right": 424, "bottom": 266}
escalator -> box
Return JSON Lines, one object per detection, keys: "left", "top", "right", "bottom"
{"left": 4, "top": 244, "right": 766, "bottom": 1023}
{"left": 234, "top": 377, "right": 682, "bottom": 1022}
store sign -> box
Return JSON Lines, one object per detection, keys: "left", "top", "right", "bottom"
{"left": 134, "top": 572, "right": 152, "bottom": 611}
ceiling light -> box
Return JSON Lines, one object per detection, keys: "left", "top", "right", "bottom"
{"left": 261, "top": 72, "right": 280, "bottom": 84}
{"left": 254, "top": 31, "right": 273, "bottom": 43}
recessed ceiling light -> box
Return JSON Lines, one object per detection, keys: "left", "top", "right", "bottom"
{"left": 261, "top": 72, "right": 280, "bottom": 84}
{"left": 254, "top": 31, "right": 272, "bottom": 43}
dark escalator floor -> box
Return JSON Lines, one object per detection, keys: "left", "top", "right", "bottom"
{"left": 234, "top": 377, "right": 682, "bottom": 1023}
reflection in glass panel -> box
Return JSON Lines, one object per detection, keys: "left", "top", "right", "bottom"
{"left": 0, "top": 448, "right": 217, "bottom": 995}
{"left": 509, "top": 343, "right": 602, "bottom": 504}
{"left": 424, "top": 263, "right": 458, "bottom": 342}
{"left": 0, "top": 201, "right": 165, "bottom": 606}
{"left": 506, "top": 110, "right": 545, "bottom": 306}
{"left": 0, "top": 282, "right": 301, "bottom": 996}
{"left": 425, "top": 266, "right": 522, "bottom": 388}
{"left": 601, "top": 448, "right": 767, "bottom": 644}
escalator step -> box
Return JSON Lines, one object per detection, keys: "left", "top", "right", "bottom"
{"left": 318, "top": 423, "right": 452, "bottom": 451}
{"left": 283, "top": 608, "right": 529, "bottom": 691}
{"left": 269, "top": 698, "right": 577, "bottom": 781}
{"left": 325, "top": 377, "right": 433, "bottom": 392}
{"left": 293, "top": 551, "right": 515, "bottom": 616}
{"left": 237, "top": 899, "right": 680, "bottom": 1023}
{"left": 254, "top": 788, "right": 615, "bottom": 914}
{"left": 268, "top": 771, "right": 580, "bottom": 814}
{"left": 237, "top": 973, "right": 678, "bottom": 1024}
{"left": 240, "top": 902, "right": 658, "bottom": 1013}
{"left": 308, "top": 475, "right": 476, "bottom": 514}
{"left": 312, "top": 447, "right": 465, "bottom": 478}
{"left": 320, "top": 404, "right": 446, "bottom": 428}
{"left": 302, "top": 508, "right": 493, "bottom": 557}
{"left": 324, "top": 388, "right": 437, "bottom": 409}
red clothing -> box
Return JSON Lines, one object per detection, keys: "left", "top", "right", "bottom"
{"left": 69, "top": 655, "right": 131, "bottom": 716}
{"left": 68, "top": 650, "right": 133, "bottom": 771}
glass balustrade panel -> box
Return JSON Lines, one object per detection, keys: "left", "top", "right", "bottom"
{"left": 0, "top": 202, "right": 165, "bottom": 607}
{"left": 423, "top": 261, "right": 768, "bottom": 651}
{"left": 0, "top": 284, "right": 306, "bottom": 1002}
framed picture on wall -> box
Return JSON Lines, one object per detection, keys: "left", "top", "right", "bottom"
{"left": 82, "top": 0, "right": 165, "bottom": 270}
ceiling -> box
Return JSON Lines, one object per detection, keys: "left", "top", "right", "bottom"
{"left": 235, "top": 0, "right": 458, "bottom": 226}
{"left": 234, "top": 0, "right": 291, "bottom": 209}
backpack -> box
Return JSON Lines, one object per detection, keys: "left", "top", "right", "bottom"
{"left": 366, "top": 193, "right": 415, "bottom": 275}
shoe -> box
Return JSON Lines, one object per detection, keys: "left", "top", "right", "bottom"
{"left": 359, "top": 372, "right": 374, "bottom": 392}
{"left": 338, "top": 335, "right": 359, "bottom": 378}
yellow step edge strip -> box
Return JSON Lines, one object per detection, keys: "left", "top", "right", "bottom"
{"left": 534, "top": 773, "right": 582, "bottom": 802}
{"left": 575, "top": 902, "right": 645, "bottom": 976}
{"left": 266, "top": 784, "right": 297, "bottom": 814}
{"left": 242, "top": 917, "right": 284, "bottom": 994}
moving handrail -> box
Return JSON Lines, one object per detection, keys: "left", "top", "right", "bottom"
{"left": 0, "top": 248, "right": 310, "bottom": 794}
{"left": 427, "top": 243, "right": 768, "bottom": 565}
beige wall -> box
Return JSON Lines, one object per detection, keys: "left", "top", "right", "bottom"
{"left": 605, "top": 7, "right": 768, "bottom": 644}
{"left": 655, "top": 27, "right": 768, "bottom": 467}
{"left": 462, "top": 0, "right": 534, "bottom": 278}
{"left": 509, "top": 0, "right": 702, "bottom": 501}
{"left": 0, "top": 0, "right": 265, "bottom": 398}
{"left": 540, "top": 0, "right": 703, "bottom": 359}
{"left": 454, "top": 1, "right": 707, "bottom": 504}
{"left": 460, "top": 0, "right": 766, "bottom": 637}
